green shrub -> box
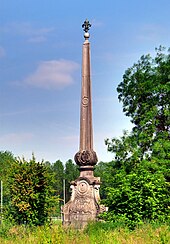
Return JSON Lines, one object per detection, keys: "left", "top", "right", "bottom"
{"left": 8, "top": 156, "right": 56, "bottom": 226}
{"left": 100, "top": 160, "right": 170, "bottom": 228}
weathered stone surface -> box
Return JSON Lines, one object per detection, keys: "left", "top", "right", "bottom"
{"left": 62, "top": 20, "right": 106, "bottom": 228}
{"left": 62, "top": 176, "right": 105, "bottom": 228}
{"left": 74, "top": 150, "right": 98, "bottom": 166}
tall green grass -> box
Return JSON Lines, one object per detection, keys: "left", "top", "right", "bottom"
{"left": 0, "top": 221, "right": 169, "bottom": 244}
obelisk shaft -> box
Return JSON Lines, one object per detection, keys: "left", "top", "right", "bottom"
{"left": 74, "top": 20, "right": 98, "bottom": 168}
{"left": 80, "top": 39, "right": 93, "bottom": 151}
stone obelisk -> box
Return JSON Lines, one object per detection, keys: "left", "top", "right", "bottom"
{"left": 62, "top": 20, "right": 104, "bottom": 228}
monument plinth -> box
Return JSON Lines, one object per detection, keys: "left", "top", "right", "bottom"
{"left": 62, "top": 20, "right": 105, "bottom": 228}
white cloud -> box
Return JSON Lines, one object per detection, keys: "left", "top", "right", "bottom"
{"left": 0, "top": 46, "right": 5, "bottom": 58}
{"left": 0, "top": 22, "right": 54, "bottom": 43}
{"left": 23, "top": 59, "right": 79, "bottom": 89}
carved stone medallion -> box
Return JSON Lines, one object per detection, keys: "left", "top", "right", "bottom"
{"left": 82, "top": 96, "right": 89, "bottom": 106}
{"left": 77, "top": 180, "right": 89, "bottom": 195}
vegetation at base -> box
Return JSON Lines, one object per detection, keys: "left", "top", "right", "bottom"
{"left": 0, "top": 221, "right": 169, "bottom": 244}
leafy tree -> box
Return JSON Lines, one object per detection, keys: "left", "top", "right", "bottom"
{"left": 46, "top": 160, "right": 65, "bottom": 217}
{"left": 103, "top": 47, "right": 170, "bottom": 227}
{"left": 8, "top": 156, "right": 58, "bottom": 226}
{"left": 51, "top": 160, "right": 64, "bottom": 199}
{"left": 101, "top": 158, "right": 169, "bottom": 227}
{"left": 117, "top": 46, "right": 170, "bottom": 158}
{"left": 64, "top": 159, "right": 79, "bottom": 202}
{"left": 94, "top": 161, "right": 113, "bottom": 199}
{"left": 0, "top": 151, "right": 16, "bottom": 217}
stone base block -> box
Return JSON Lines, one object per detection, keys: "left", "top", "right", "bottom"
{"left": 62, "top": 176, "right": 105, "bottom": 229}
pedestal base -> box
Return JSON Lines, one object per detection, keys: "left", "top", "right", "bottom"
{"left": 62, "top": 176, "right": 105, "bottom": 229}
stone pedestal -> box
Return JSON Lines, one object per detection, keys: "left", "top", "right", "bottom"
{"left": 62, "top": 166, "right": 104, "bottom": 228}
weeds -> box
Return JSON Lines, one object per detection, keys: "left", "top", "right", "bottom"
{"left": 0, "top": 221, "right": 169, "bottom": 244}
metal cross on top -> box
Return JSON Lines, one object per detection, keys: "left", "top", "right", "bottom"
{"left": 82, "top": 19, "right": 91, "bottom": 33}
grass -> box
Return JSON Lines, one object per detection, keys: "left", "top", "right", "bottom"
{"left": 0, "top": 221, "right": 169, "bottom": 244}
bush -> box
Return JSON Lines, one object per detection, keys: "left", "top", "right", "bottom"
{"left": 8, "top": 156, "right": 53, "bottom": 226}
{"left": 101, "top": 160, "right": 170, "bottom": 228}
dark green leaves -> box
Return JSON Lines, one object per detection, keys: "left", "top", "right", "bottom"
{"left": 117, "top": 46, "right": 170, "bottom": 155}
{"left": 101, "top": 46, "right": 170, "bottom": 228}
{"left": 9, "top": 156, "right": 53, "bottom": 226}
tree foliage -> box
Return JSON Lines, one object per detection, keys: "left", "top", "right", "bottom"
{"left": 102, "top": 47, "right": 170, "bottom": 227}
{"left": 0, "top": 151, "right": 81, "bottom": 224}
{"left": 117, "top": 46, "right": 170, "bottom": 156}
{"left": 95, "top": 161, "right": 113, "bottom": 199}
{"left": 101, "top": 159, "right": 169, "bottom": 227}
{"left": 65, "top": 159, "right": 79, "bottom": 202}
{"left": 0, "top": 151, "right": 16, "bottom": 216}
{"left": 52, "top": 160, "right": 64, "bottom": 199}
{"left": 8, "top": 156, "right": 57, "bottom": 226}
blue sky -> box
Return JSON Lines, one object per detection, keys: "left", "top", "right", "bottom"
{"left": 0, "top": 0, "right": 170, "bottom": 163}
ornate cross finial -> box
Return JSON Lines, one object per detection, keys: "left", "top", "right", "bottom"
{"left": 82, "top": 19, "right": 91, "bottom": 33}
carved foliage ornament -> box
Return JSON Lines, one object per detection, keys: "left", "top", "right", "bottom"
{"left": 74, "top": 150, "right": 98, "bottom": 166}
